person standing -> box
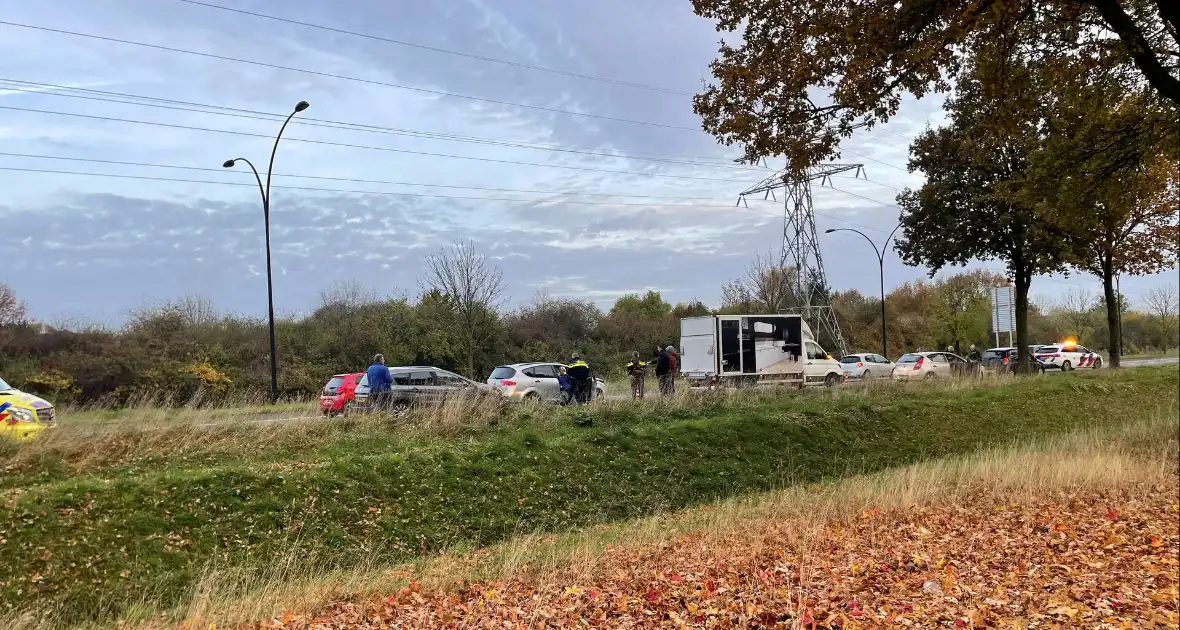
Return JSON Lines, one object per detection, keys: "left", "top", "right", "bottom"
{"left": 567, "top": 353, "right": 593, "bottom": 404}
{"left": 655, "top": 347, "right": 673, "bottom": 396}
{"left": 665, "top": 345, "right": 679, "bottom": 394}
{"left": 625, "top": 351, "right": 647, "bottom": 399}
{"left": 365, "top": 353, "right": 393, "bottom": 410}
{"left": 557, "top": 365, "right": 574, "bottom": 405}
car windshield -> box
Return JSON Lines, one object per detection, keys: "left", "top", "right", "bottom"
{"left": 489, "top": 366, "right": 516, "bottom": 379}
{"left": 839, "top": 356, "right": 862, "bottom": 363}
{"left": 896, "top": 354, "right": 921, "bottom": 363}
{"left": 0, "top": 377, "right": 10, "bottom": 391}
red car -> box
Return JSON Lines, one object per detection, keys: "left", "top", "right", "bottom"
{"left": 319, "top": 373, "right": 364, "bottom": 416}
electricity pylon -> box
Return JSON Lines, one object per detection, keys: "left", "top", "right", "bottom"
{"left": 737, "top": 163, "right": 865, "bottom": 358}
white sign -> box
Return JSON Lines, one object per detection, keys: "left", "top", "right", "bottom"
{"left": 991, "top": 286, "right": 1015, "bottom": 334}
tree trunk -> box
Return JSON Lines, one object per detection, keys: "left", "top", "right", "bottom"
{"left": 1014, "top": 269, "right": 1032, "bottom": 374}
{"left": 1100, "top": 256, "right": 1121, "bottom": 368}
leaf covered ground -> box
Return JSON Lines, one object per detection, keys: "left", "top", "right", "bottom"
{"left": 252, "top": 481, "right": 1179, "bottom": 629}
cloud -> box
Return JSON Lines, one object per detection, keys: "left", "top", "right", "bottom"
{"left": 0, "top": 0, "right": 1172, "bottom": 326}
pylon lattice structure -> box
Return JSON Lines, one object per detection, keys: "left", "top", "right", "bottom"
{"left": 737, "top": 163, "right": 865, "bottom": 358}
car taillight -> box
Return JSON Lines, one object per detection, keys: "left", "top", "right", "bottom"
{"left": 913, "top": 357, "right": 925, "bottom": 370}
{"left": 1002, "top": 356, "right": 1009, "bottom": 365}
{"left": 500, "top": 380, "right": 516, "bottom": 387}
{"left": 857, "top": 362, "right": 863, "bottom": 367}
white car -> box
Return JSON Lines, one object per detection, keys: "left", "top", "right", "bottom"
{"left": 839, "top": 353, "right": 896, "bottom": 379}
{"left": 487, "top": 363, "right": 606, "bottom": 402}
{"left": 1034, "top": 343, "right": 1103, "bottom": 371}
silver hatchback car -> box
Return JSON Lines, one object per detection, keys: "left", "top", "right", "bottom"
{"left": 353, "top": 366, "right": 492, "bottom": 413}
{"left": 487, "top": 363, "right": 605, "bottom": 402}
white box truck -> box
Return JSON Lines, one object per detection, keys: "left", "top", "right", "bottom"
{"left": 679, "top": 314, "right": 845, "bottom": 388}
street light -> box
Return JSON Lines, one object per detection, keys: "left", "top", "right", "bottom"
{"left": 825, "top": 223, "right": 903, "bottom": 358}
{"left": 223, "top": 100, "right": 310, "bottom": 405}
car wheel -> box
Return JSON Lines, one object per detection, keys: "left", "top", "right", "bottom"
{"left": 924, "top": 372, "right": 936, "bottom": 381}
{"left": 595, "top": 389, "right": 604, "bottom": 401}
{"left": 1092, "top": 358, "right": 1102, "bottom": 369}
{"left": 861, "top": 370, "right": 870, "bottom": 380}
{"left": 1062, "top": 360, "right": 1073, "bottom": 371}
{"left": 389, "top": 400, "right": 411, "bottom": 415}
{"left": 523, "top": 391, "right": 541, "bottom": 402}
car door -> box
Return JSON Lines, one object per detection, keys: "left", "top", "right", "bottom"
{"left": 529, "top": 364, "right": 561, "bottom": 400}
{"left": 871, "top": 354, "right": 893, "bottom": 377}
{"left": 435, "top": 370, "right": 477, "bottom": 399}
{"left": 928, "top": 352, "right": 950, "bottom": 376}
{"left": 803, "top": 341, "right": 829, "bottom": 384}
{"left": 405, "top": 370, "right": 440, "bottom": 405}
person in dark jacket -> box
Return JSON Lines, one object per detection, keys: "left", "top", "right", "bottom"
{"left": 665, "top": 345, "right": 678, "bottom": 394}
{"left": 557, "top": 366, "right": 574, "bottom": 405}
{"left": 655, "top": 347, "right": 673, "bottom": 396}
{"left": 567, "top": 353, "right": 593, "bottom": 404}
{"left": 365, "top": 353, "right": 394, "bottom": 410}
{"left": 625, "top": 351, "right": 647, "bottom": 399}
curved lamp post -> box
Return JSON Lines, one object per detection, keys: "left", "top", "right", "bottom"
{"left": 825, "top": 223, "right": 903, "bottom": 358}
{"left": 223, "top": 100, "right": 309, "bottom": 405}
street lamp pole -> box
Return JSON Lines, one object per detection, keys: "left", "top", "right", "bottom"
{"left": 825, "top": 223, "right": 903, "bottom": 358}
{"left": 223, "top": 100, "right": 309, "bottom": 405}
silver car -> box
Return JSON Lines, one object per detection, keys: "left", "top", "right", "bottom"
{"left": 487, "top": 363, "right": 606, "bottom": 402}
{"left": 353, "top": 366, "right": 492, "bottom": 413}
{"left": 838, "top": 353, "right": 896, "bottom": 379}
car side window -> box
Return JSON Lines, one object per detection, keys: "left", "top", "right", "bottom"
{"left": 532, "top": 365, "right": 558, "bottom": 378}
{"left": 872, "top": 354, "right": 888, "bottom": 363}
{"left": 391, "top": 372, "right": 410, "bottom": 386}
{"left": 930, "top": 353, "right": 948, "bottom": 363}
{"left": 806, "top": 342, "right": 826, "bottom": 360}
{"left": 437, "top": 371, "right": 468, "bottom": 386}
{"left": 407, "top": 371, "right": 435, "bottom": 386}
{"left": 1076, "top": 346, "right": 1091, "bottom": 354}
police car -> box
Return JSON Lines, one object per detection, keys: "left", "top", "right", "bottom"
{"left": 1033, "top": 341, "right": 1103, "bottom": 371}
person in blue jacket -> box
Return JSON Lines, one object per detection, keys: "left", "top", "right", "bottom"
{"left": 556, "top": 365, "right": 574, "bottom": 405}
{"left": 365, "top": 353, "right": 393, "bottom": 410}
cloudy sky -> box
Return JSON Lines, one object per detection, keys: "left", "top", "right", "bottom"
{"left": 0, "top": 0, "right": 1173, "bottom": 325}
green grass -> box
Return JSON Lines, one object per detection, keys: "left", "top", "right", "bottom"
{"left": 1, "top": 367, "right": 1176, "bottom": 626}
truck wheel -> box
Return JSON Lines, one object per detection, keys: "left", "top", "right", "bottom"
{"left": 824, "top": 373, "right": 839, "bottom": 388}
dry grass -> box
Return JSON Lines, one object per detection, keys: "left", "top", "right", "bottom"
{"left": 65, "top": 396, "right": 1178, "bottom": 630}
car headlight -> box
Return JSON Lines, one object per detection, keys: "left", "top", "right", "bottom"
{"left": 9, "top": 407, "right": 35, "bottom": 423}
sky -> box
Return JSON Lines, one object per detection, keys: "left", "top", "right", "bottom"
{"left": 0, "top": 0, "right": 1174, "bottom": 327}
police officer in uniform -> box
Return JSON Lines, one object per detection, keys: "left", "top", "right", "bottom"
{"left": 567, "top": 353, "right": 593, "bottom": 404}
{"left": 625, "top": 351, "right": 647, "bottom": 399}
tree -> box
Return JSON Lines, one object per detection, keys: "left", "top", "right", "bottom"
{"left": 1144, "top": 284, "right": 1180, "bottom": 351}
{"left": 931, "top": 271, "right": 997, "bottom": 351}
{"left": 1030, "top": 69, "right": 1179, "bottom": 367}
{"left": 1057, "top": 288, "right": 1099, "bottom": 342}
{"left": 420, "top": 241, "right": 508, "bottom": 378}
{"left": 719, "top": 252, "right": 797, "bottom": 313}
{"left": 692, "top": 0, "right": 1180, "bottom": 169}
{"left": 894, "top": 52, "right": 1070, "bottom": 372}
{"left": 0, "top": 283, "right": 27, "bottom": 326}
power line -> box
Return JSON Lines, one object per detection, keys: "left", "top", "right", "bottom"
{"left": 0, "top": 79, "right": 757, "bottom": 171}
{"left": 171, "top": 0, "right": 691, "bottom": 96}
{"left": 0, "top": 152, "right": 729, "bottom": 200}
{"left": 0, "top": 104, "right": 761, "bottom": 184}
{"left": 0, "top": 165, "right": 889, "bottom": 232}
{"left": 0, "top": 21, "right": 703, "bottom": 131}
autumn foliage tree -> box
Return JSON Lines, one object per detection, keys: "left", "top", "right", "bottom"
{"left": 894, "top": 51, "right": 1071, "bottom": 371}
{"left": 691, "top": 0, "right": 1179, "bottom": 169}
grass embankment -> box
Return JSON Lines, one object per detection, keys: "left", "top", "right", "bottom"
{"left": 0, "top": 367, "right": 1176, "bottom": 627}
